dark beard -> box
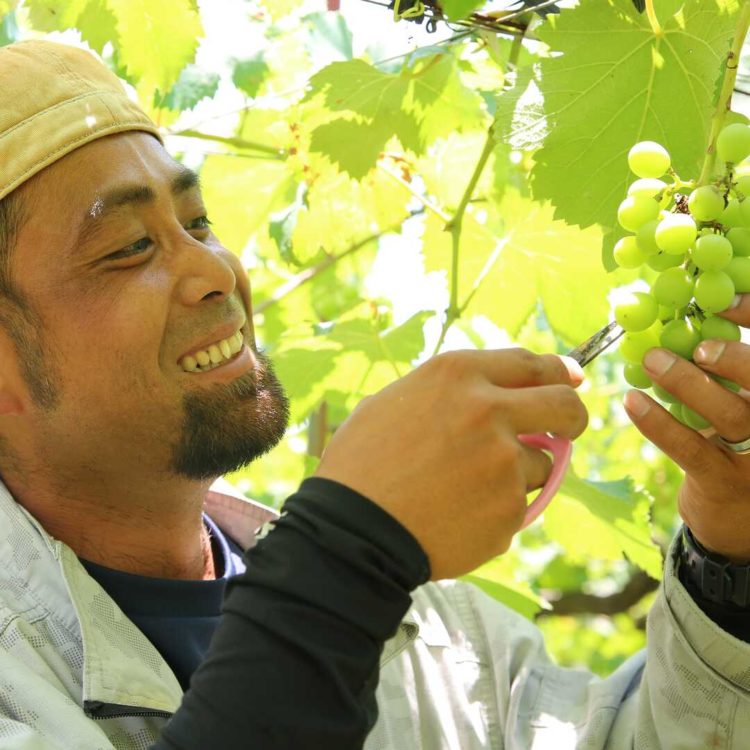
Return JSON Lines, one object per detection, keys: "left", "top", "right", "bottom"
{"left": 170, "top": 349, "right": 289, "bottom": 480}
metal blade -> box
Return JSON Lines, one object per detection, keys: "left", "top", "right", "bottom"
{"left": 566, "top": 320, "right": 625, "bottom": 367}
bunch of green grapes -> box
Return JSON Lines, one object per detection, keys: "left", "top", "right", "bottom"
{"left": 613, "top": 122, "right": 750, "bottom": 429}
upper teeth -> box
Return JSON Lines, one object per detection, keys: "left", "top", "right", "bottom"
{"left": 180, "top": 330, "right": 244, "bottom": 372}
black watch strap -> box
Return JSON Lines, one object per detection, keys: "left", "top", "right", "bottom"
{"left": 680, "top": 526, "right": 750, "bottom": 608}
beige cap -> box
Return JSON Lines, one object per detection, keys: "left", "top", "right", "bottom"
{"left": 0, "top": 40, "right": 162, "bottom": 201}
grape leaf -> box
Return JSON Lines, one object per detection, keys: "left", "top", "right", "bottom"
{"left": 423, "top": 190, "right": 613, "bottom": 342}
{"left": 495, "top": 0, "right": 739, "bottom": 262}
{"left": 76, "top": 0, "right": 117, "bottom": 54}
{"left": 273, "top": 311, "right": 429, "bottom": 421}
{"left": 303, "top": 11, "right": 353, "bottom": 61}
{"left": 200, "top": 155, "right": 297, "bottom": 256}
{"left": 440, "top": 0, "right": 485, "bottom": 21}
{"left": 232, "top": 53, "right": 270, "bottom": 98}
{"left": 158, "top": 65, "right": 219, "bottom": 112}
{"left": 25, "top": 0, "right": 87, "bottom": 30}
{"left": 545, "top": 470, "right": 662, "bottom": 579}
{"left": 106, "top": 0, "right": 203, "bottom": 93}
{"left": 306, "top": 55, "right": 486, "bottom": 177}
{"left": 464, "top": 556, "right": 548, "bottom": 620}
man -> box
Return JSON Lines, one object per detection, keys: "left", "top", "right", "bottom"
{"left": 0, "top": 39, "right": 748, "bottom": 750}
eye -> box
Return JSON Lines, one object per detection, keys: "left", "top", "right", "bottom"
{"left": 186, "top": 215, "right": 212, "bottom": 232}
{"left": 107, "top": 236, "right": 153, "bottom": 260}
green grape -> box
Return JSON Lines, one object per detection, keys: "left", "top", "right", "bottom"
{"left": 720, "top": 199, "right": 745, "bottom": 229}
{"left": 636, "top": 219, "right": 661, "bottom": 255}
{"left": 739, "top": 198, "right": 750, "bottom": 226}
{"left": 691, "top": 233, "right": 733, "bottom": 270}
{"left": 655, "top": 213, "right": 697, "bottom": 255}
{"left": 712, "top": 374, "right": 741, "bottom": 392}
{"left": 736, "top": 175, "right": 750, "bottom": 197}
{"left": 627, "top": 178, "right": 667, "bottom": 200}
{"left": 694, "top": 270, "right": 736, "bottom": 312}
{"left": 614, "top": 291, "right": 659, "bottom": 332}
{"left": 628, "top": 141, "right": 671, "bottom": 178}
{"left": 669, "top": 402, "right": 688, "bottom": 424}
{"left": 652, "top": 267, "right": 694, "bottom": 308}
{"left": 727, "top": 227, "right": 750, "bottom": 256}
{"left": 700, "top": 315, "right": 741, "bottom": 341}
{"left": 653, "top": 383, "right": 678, "bottom": 403}
{"left": 647, "top": 251, "right": 683, "bottom": 271}
{"left": 682, "top": 405, "right": 711, "bottom": 431}
{"left": 726, "top": 111, "right": 750, "bottom": 127}
{"left": 725, "top": 256, "right": 750, "bottom": 293}
{"left": 659, "top": 318, "right": 701, "bottom": 359}
{"left": 716, "top": 123, "right": 750, "bottom": 164}
{"left": 624, "top": 362, "right": 652, "bottom": 388}
{"left": 618, "top": 195, "right": 660, "bottom": 232}
{"left": 613, "top": 235, "right": 648, "bottom": 268}
{"left": 688, "top": 185, "right": 724, "bottom": 222}
{"left": 619, "top": 326, "right": 661, "bottom": 363}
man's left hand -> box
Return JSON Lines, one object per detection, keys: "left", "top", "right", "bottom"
{"left": 624, "top": 294, "right": 750, "bottom": 564}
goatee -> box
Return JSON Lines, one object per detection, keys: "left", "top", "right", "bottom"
{"left": 171, "top": 350, "right": 289, "bottom": 480}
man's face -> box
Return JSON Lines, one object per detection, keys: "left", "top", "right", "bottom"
{"left": 7, "top": 132, "right": 288, "bottom": 483}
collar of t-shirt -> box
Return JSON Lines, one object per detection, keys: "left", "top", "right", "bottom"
{"left": 78, "top": 513, "right": 247, "bottom": 692}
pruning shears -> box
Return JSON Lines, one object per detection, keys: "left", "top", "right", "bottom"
{"left": 519, "top": 321, "right": 625, "bottom": 529}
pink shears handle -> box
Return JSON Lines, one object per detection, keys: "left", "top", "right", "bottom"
{"left": 518, "top": 433, "right": 572, "bottom": 529}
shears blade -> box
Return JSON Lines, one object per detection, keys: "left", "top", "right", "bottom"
{"left": 566, "top": 320, "right": 625, "bottom": 368}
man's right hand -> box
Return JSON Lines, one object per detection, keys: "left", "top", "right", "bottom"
{"left": 314, "top": 348, "right": 588, "bottom": 580}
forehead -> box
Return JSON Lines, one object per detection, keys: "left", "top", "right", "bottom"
{"left": 25, "top": 132, "right": 185, "bottom": 216}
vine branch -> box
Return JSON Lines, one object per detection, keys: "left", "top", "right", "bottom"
{"left": 255, "top": 210, "right": 424, "bottom": 314}
{"left": 536, "top": 570, "right": 659, "bottom": 619}
{"left": 431, "top": 128, "right": 497, "bottom": 356}
{"left": 698, "top": 0, "right": 750, "bottom": 185}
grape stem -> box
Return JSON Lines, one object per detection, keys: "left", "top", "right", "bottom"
{"left": 645, "top": 0, "right": 663, "bottom": 37}
{"left": 697, "top": 1, "right": 750, "bottom": 186}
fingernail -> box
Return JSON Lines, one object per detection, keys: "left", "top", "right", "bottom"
{"left": 694, "top": 340, "right": 725, "bottom": 365}
{"left": 730, "top": 294, "right": 742, "bottom": 309}
{"left": 559, "top": 355, "right": 584, "bottom": 382}
{"left": 624, "top": 389, "right": 652, "bottom": 418}
{"left": 643, "top": 348, "right": 676, "bottom": 375}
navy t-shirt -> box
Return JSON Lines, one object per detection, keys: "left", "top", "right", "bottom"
{"left": 79, "top": 513, "right": 247, "bottom": 691}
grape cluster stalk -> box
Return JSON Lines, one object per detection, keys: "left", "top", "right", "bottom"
{"left": 613, "top": 121, "right": 750, "bottom": 429}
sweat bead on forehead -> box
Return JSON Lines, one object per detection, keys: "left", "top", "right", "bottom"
{"left": 0, "top": 40, "right": 161, "bottom": 202}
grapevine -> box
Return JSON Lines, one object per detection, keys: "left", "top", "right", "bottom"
{"left": 613, "top": 124, "right": 750, "bottom": 424}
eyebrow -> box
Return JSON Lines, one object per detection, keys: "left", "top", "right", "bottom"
{"left": 76, "top": 165, "right": 202, "bottom": 248}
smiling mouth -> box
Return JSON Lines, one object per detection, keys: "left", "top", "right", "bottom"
{"left": 179, "top": 329, "right": 245, "bottom": 373}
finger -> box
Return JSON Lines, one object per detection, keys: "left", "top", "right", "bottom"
{"left": 437, "top": 348, "right": 585, "bottom": 389}
{"left": 642, "top": 347, "right": 750, "bottom": 441}
{"left": 716, "top": 293, "right": 749, "bottom": 326}
{"left": 693, "top": 339, "right": 750, "bottom": 392}
{"left": 623, "top": 389, "right": 729, "bottom": 478}
{"left": 500, "top": 384, "right": 589, "bottom": 439}
{"left": 520, "top": 443, "right": 553, "bottom": 491}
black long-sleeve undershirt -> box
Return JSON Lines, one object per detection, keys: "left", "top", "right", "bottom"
{"left": 152, "top": 477, "right": 429, "bottom": 750}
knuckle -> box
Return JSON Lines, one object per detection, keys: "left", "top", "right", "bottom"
{"left": 552, "top": 385, "right": 589, "bottom": 433}
{"left": 682, "top": 438, "right": 712, "bottom": 475}
{"left": 716, "top": 401, "right": 750, "bottom": 437}
{"left": 515, "top": 349, "right": 546, "bottom": 382}
{"left": 426, "top": 350, "right": 471, "bottom": 382}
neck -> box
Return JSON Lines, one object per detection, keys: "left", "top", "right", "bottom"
{"left": 3, "top": 468, "right": 216, "bottom": 580}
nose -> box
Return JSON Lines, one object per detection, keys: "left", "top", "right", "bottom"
{"left": 174, "top": 235, "right": 237, "bottom": 306}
